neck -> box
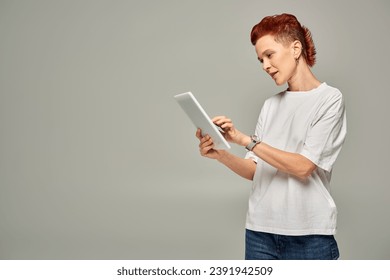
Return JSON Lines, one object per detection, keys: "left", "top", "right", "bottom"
{"left": 287, "top": 61, "right": 321, "bottom": 92}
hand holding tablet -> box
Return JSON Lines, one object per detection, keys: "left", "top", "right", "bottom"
{"left": 174, "top": 92, "right": 231, "bottom": 150}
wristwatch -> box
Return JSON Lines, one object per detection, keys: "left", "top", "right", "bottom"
{"left": 245, "top": 135, "right": 261, "bottom": 151}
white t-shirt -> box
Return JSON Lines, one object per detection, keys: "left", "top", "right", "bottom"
{"left": 245, "top": 82, "right": 347, "bottom": 236}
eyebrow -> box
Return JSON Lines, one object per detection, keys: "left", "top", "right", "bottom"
{"left": 258, "top": 49, "right": 273, "bottom": 62}
{"left": 259, "top": 49, "right": 272, "bottom": 58}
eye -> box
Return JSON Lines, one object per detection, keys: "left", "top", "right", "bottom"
{"left": 267, "top": 53, "right": 273, "bottom": 59}
{"left": 258, "top": 58, "right": 263, "bottom": 64}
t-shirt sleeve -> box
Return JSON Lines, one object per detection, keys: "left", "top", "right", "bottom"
{"left": 300, "top": 91, "right": 347, "bottom": 172}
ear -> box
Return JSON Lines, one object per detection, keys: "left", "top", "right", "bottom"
{"left": 291, "top": 40, "right": 302, "bottom": 59}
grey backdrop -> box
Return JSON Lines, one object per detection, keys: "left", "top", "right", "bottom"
{"left": 1, "top": 0, "right": 389, "bottom": 259}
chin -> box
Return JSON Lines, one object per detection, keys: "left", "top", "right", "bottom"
{"left": 274, "top": 80, "right": 286, "bottom": 86}
{"left": 273, "top": 75, "right": 288, "bottom": 86}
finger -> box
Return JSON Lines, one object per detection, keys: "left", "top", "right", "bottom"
{"left": 199, "top": 135, "right": 213, "bottom": 148}
{"left": 213, "top": 117, "right": 232, "bottom": 127}
{"left": 200, "top": 142, "right": 215, "bottom": 156}
{"left": 196, "top": 128, "right": 202, "bottom": 139}
{"left": 221, "top": 121, "right": 233, "bottom": 129}
{"left": 211, "top": 116, "right": 226, "bottom": 123}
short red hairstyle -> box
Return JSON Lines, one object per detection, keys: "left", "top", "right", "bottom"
{"left": 250, "top": 13, "right": 316, "bottom": 67}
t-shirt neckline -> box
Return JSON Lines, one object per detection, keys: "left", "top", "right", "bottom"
{"left": 285, "top": 82, "right": 327, "bottom": 96}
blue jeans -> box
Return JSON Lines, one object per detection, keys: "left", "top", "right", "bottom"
{"left": 245, "top": 229, "right": 339, "bottom": 260}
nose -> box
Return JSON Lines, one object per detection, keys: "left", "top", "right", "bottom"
{"left": 262, "top": 59, "right": 271, "bottom": 72}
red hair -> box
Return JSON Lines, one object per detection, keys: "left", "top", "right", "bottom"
{"left": 250, "top": 13, "right": 316, "bottom": 67}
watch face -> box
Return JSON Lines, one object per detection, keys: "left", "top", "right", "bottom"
{"left": 251, "top": 135, "right": 259, "bottom": 142}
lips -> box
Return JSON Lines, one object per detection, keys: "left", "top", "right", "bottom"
{"left": 269, "top": 71, "right": 278, "bottom": 80}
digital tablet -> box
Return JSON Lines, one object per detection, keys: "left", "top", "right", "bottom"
{"left": 174, "top": 92, "right": 231, "bottom": 150}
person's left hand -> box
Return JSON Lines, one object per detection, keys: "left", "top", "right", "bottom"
{"left": 212, "top": 116, "right": 249, "bottom": 146}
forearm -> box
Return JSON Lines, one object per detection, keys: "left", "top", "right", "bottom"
{"left": 209, "top": 117, "right": 316, "bottom": 180}
{"left": 216, "top": 150, "right": 256, "bottom": 181}
{"left": 251, "top": 142, "right": 316, "bottom": 179}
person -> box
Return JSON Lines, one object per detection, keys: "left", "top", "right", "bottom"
{"left": 195, "top": 13, "right": 347, "bottom": 260}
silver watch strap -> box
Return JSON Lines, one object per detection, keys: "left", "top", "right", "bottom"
{"left": 246, "top": 139, "right": 260, "bottom": 151}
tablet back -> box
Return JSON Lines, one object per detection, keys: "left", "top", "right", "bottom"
{"left": 174, "top": 92, "right": 231, "bottom": 150}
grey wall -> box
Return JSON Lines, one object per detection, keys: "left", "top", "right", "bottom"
{"left": 0, "top": 0, "right": 389, "bottom": 259}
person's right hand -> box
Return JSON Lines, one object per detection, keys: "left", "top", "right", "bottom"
{"left": 195, "top": 128, "right": 223, "bottom": 160}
